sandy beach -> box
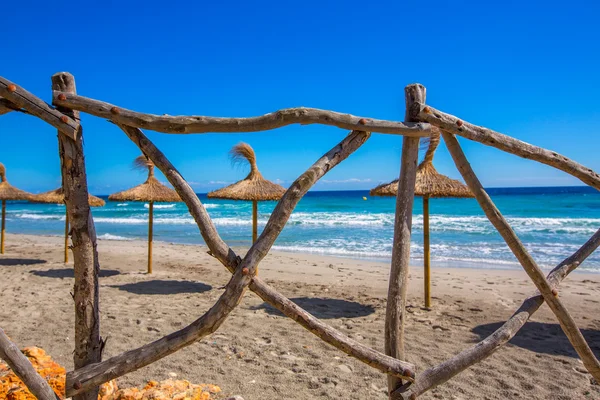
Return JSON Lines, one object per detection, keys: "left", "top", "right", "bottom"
{"left": 1, "top": 233, "right": 599, "bottom": 399}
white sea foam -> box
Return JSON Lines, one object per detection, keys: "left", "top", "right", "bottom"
{"left": 144, "top": 203, "right": 176, "bottom": 209}
{"left": 97, "top": 233, "right": 131, "bottom": 241}
{"left": 17, "top": 213, "right": 65, "bottom": 221}
{"left": 117, "top": 203, "right": 129, "bottom": 207}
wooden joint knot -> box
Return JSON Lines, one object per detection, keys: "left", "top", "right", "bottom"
{"left": 57, "top": 93, "right": 67, "bottom": 101}
{"left": 60, "top": 115, "right": 69, "bottom": 123}
{"left": 551, "top": 288, "right": 558, "bottom": 297}
{"left": 7, "top": 84, "right": 17, "bottom": 92}
{"left": 73, "top": 381, "right": 82, "bottom": 390}
{"left": 110, "top": 107, "right": 120, "bottom": 115}
{"left": 358, "top": 118, "right": 368, "bottom": 125}
{"left": 456, "top": 120, "right": 463, "bottom": 127}
{"left": 423, "top": 106, "right": 432, "bottom": 114}
{"left": 241, "top": 267, "right": 250, "bottom": 276}
{"left": 404, "top": 368, "right": 415, "bottom": 379}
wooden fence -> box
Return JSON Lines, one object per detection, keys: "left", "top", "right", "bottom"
{"left": 0, "top": 73, "right": 599, "bottom": 400}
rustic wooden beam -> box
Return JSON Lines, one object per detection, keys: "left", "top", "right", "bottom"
{"left": 414, "top": 103, "right": 600, "bottom": 190}
{"left": 442, "top": 131, "right": 600, "bottom": 382}
{"left": 116, "top": 125, "right": 415, "bottom": 379}
{"left": 52, "top": 73, "right": 102, "bottom": 400}
{"left": 52, "top": 91, "right": 431, "bottom": 137}
{"left": 250, "top": 275, "right": 414, "bottom": 379}
{"left": 0, "top": 77, "right": 78, "bottom": 140}
{"left": 385, "top": 84, "right": 424, "bottom": 397}
{"left": 0, "top": 97, "right": 19, "bottom": 115}
{"left": 393, "top": 228, "right": 600, "bottom": 399}
{"left": 0, "top": 328, "right": 60, "bottom": 400}
{"left": 67, "top": 127, "right": 418, "bottom": 395}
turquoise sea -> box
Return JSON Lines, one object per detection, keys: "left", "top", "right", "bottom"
{"left": 3, "top": 187, "right": 600, "bottom": 272}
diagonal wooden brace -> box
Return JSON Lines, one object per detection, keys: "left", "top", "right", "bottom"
{"left": 0, "top": 76, "right": 79, "bottom": 140}
{"left": 442, "top": 131, "right": 600, "bottom": 382}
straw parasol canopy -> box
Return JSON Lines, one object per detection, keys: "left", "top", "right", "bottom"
{"left": 370, "top": 131, "right": 474, "bottom": 308}
{"left": 208, "top": 143, "right": 285, "bottom": 243}
{"left": 369, "top": 134, "right": 473, "bottom": 199}
{"left": 33, "top": 188, "right": 106, "bottom": 207}
{"left": 0, "top": 163, "right": 34, "bottom": 254}
{"left": 31, "top": 187, "right": 105, "bottom": 263}
{"left": 108, "top": 156, "right": 181, "bottom": 203}
{"left": 109, "top": 155, "right": 182, "bottom": 273}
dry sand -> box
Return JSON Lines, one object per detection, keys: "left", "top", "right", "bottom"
{"left": 0, "top": 233, "right": 599, "bottom": 399}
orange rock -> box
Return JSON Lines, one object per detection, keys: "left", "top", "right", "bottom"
{"left": 0, "top": 347, "right": 222, "bottom": 400}
{"left": 0, "top": 346, "right": 117, "bottom": 400}
{"left": 112, "top": 379, "right": 220, "bottom": 400}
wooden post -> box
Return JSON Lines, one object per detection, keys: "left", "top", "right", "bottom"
{"left": 52, "top": 72, "right": 102, "bottom": 400}
{"left": 64, "top": 209, "right": 69, "bottom": 263}
{"left": 385, "top": 84, "right": 424, "bottom": 397}
{"left": 0, "top": 328, "right": 60, "bottom": 400}
{"left": 1, "top": 200, "right": 5, "bottom": 254}
{"left": 423, "top": 196, "right": 431, "bottom": 308}
{"left": 148, "top": 201, "right": 153, "bottom": 274}
{"left": 252, "top": 200, "right": 258, "bottom": 243}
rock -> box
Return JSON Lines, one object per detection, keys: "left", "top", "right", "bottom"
{"left": 112, "top": 379, "right": 220, "bottom": 400}
{"left": 337, "top": 364, "right": 353, "bottom": 373}
{"left": 0, "top": 346, "right": 117, "bottom": 400}
{"left": 224, "top": 397, "right": 245, "bottom": 400}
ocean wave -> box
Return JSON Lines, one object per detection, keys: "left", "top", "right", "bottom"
{"left": 97, "top": 233, "right": 131, "bottom": 241}
{"left": 144, "top": 203, "right": 176, "bottom": 209}
{"left": 117, "top": 203, "right": 129, "bottom": 207}
{"left": 17, "top": 213, "right": 65, "bottom": 221}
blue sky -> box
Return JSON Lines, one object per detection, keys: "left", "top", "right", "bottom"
{"left": 1, "top": 0, "right": 599, "bottom": 194}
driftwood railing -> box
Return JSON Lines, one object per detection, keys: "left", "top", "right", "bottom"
{"left": 0, "top": 73, "right": 598, "bottom": 400}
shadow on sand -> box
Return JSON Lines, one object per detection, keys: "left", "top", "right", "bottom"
{"left": 472, "top": 321, "right": 600, "bottom": 359}
{"left": 110, "top": 280, "right": 212, "bottom": 295}
{"left": 31, "top": 268, "right": 121, "bottom": 279}
{"left": 251, "top": 297, "right": 375, "bottom": 319}
{"left": 0, "top": 258, "right": 47, "bottom": 266}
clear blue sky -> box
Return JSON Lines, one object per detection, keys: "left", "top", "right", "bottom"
{"left": 1, "top": 0, "right": 599, "bottom": 194}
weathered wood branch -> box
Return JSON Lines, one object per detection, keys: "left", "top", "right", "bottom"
{"left": 442, "top": 131, "right": 600, "bottom": 382}
{"left": 414, "top": 103, "right": 600, "bottom": 190}
{"left": 249, "top": 276, "right": 415, "bottom": 379}
{"left": 52, "top": 73, "right": 102, "bottom": 400}
{"left": 52, "top": 91, "right": 431, "bottom": 137}
{"left": 393, "top": 228, "right": 600, "bottom": 399}
{"left": 116, "top": 125, "right": 415, "bottom": 379}
{"left": 385, "top": 84, "right": 424, "bottom": 397}
{"left": 0, "top": 97, "right": 19, "bottom": 115}
{"left": 118, "top": 124, "right": 242, "bottom": 271}
{"left": 68, "top": 127, "right": 418, "bottom": 394}
{"left": 0, "top": 328, "right": 60, "bottom": 400}
{"left": 0, "top": 77, "right": 78, "bottom": 140}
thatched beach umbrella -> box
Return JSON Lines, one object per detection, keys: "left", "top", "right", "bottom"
{"left": 370, "top": 131, "right": 474, "bottom": 308}
{"left": 109, "top": 155, "right": 181, "bottom": 274}
{"left": 32, "top": 188, "right": 105, "bottom": 263}
{"left": 0, "top": 163, "right": 34, "bottom": 254}
{"left": 208, "top": 143, "right": 285, "bottom": 243}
